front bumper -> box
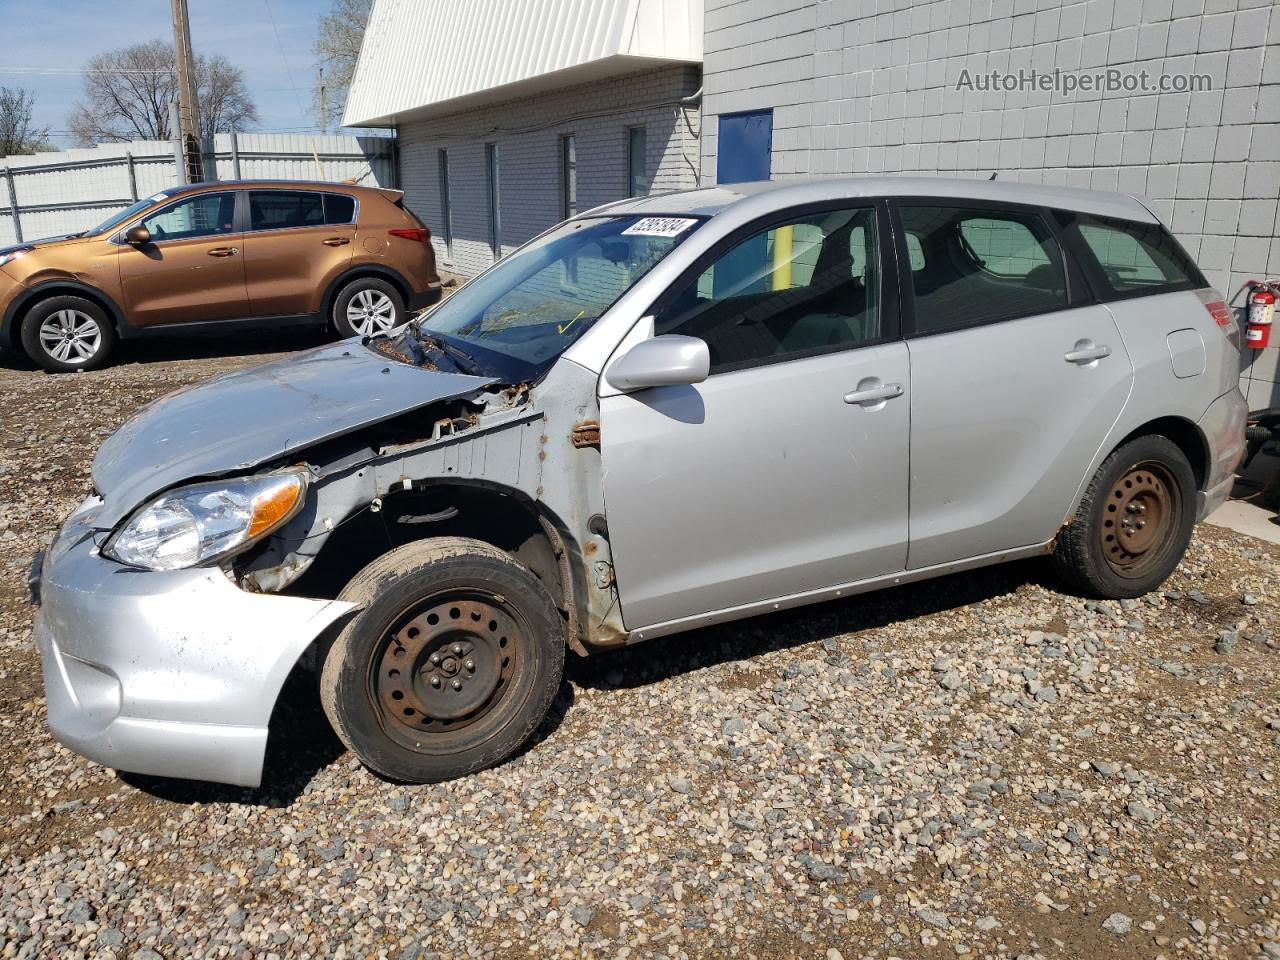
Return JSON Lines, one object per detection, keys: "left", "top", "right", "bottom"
{"left": 1196, "top": 387, "right": 1249, "bottom": 520}
{"left": 33, "top": 507, "right": 355, "bottom": 787}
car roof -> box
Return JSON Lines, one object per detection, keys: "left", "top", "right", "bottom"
{"left": 586, "top": 176, "right": 1159, "bottom": 224}
{"left": 161, "top": 179, "right": 399, "bottom": 200}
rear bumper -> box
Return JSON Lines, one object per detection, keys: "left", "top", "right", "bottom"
{"left": 408, "top": 282, "right": 443, "bottom": 312}
{"left": 1196, "top": 387, "right": 1248, "bottom": 520}
{"left": 33, "top": 507, "right": 355, "bottom": 787}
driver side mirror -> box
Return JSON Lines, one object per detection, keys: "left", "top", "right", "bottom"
{"left": 605, "top": 335, "right": 710, "bottom": 392}
{"left": 124, "top": 225, "right": 151, "bottom": 245}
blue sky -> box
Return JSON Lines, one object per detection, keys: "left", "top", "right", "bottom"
{"left": 0, "top": 0, "right": 330, "bottom": 147}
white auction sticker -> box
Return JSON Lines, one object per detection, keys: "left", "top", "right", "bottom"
{"left": 149, "top": 194, "right": 167, "bottom": 203}
{"left": 621, "top": 217, "right": 698, "bottom": 238}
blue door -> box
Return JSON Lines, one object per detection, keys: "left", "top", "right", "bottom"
{"left": 717, "top": 110, "right": 773, "bottom": 184}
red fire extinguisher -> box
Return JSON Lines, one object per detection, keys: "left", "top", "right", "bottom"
{"left": 1247, "top": 283, "right": 1276, "bottom": 349}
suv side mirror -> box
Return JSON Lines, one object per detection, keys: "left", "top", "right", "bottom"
{"left": 605, "top": 335, "right": 710, "bottom": 392}
{"left": 124, "top": 225, "right": 151, "bottom": 245}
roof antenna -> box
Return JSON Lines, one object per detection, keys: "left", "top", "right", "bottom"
{"left": 989, "top": 172, "right": 998, "bottom": 180}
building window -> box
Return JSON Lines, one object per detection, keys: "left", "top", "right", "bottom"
{"left": 717, "top": 109, "right": 773, "bottom": 184}
{"left": 627, "top": 125, "right": 648, "bottom": 197}
{"left": 485, "top": 143, "right": 500, "bottom": 258}
{"left": 437, "top": 149, "right": 453, "bottom": 258}
{"left": 560, "top": 134, "right": 577, "bottom": 220}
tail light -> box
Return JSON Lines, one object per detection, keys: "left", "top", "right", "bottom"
{"left": 1198, "top": 289, "right": 1240, "bottom": 349}
{"left": 388, "top": 227, "right": 431, "bottom": 243}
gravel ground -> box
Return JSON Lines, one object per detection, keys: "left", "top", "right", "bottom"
{"left": 0, "top": 334, "right": 1278, "bottom": 960}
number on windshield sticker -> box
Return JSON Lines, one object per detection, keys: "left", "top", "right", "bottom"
{"left": 621, "top": 217, "right": 698, "bottom": 238}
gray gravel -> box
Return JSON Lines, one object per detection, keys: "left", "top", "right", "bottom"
{"left": 1, "top": 339, "right": 1279, "bottom": 959}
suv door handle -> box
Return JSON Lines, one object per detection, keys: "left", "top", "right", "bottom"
{"left": 322, "top": 237, "right": 350, "bottom": 246}
{"left": 844, "top": 380, "right": 904, "bottom": 406}
{"left": 1064, "top": 340, "right": 1112, "bottom": 365}
{"left": 207, "top": 247, "right": 239, "bottom": 257}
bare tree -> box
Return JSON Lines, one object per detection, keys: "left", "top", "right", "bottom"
{"left": 68, "top": 39, "right": 258, "bottom": 145}
{"left": 314, "top": 0, "right": 372, "bottom": 130}
{"left": 0, "top": 86, "right": 50, "bottom": 156}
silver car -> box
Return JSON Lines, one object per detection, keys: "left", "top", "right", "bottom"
{"left": 30, "top": 177, "right": 1247, "bottom": 787}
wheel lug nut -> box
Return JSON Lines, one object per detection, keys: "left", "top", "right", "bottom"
{"left": 451, "top": 644, "right": 463, "bottom": 655}
{"left": 430, "top": 654, "right": 441, "bottom": 665}
{"left": 430, "top": 676, "right": 441, "bottom": 688}
{"left": 451, "top": 679, "right": 462, "bottom": 690}
{"left": 465, "top": 659, "right": 475, "bottom": 672}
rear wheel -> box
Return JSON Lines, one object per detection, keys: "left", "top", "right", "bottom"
{"left": 20, "top": 296, "right": 116, "bottom": 372}
{"left": 1052, "top": 435, "right": 1196, "bottom": 598}
{"left": 332, "top": 278, "right": 405, "bottom": 338}
{"left": 320, "top": 537, "right": 565, "bottom": 783}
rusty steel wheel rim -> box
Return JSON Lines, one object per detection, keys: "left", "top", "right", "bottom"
{"left": 371, "top": 595, "right": 523, "bottom": 751}
{"left": 1100, "top": 461, "right": 1179, "bottom": 579}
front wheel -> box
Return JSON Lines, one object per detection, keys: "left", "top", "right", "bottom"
{"left": 319, "top": 537, "right": 565, "bottom": 783}
{"left": 1052, "top": 435, "right": 1196, "bottom": 598}
{"left": 20, "top": 296, "right": 117, "bottom": 372}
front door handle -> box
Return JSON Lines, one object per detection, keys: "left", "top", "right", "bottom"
{"left": 1064, "top": 340, "right": 1112, "bottom": 365}
{"left": 207, "top": 246, "right": 239, "bottom": 257}
{"left": 844, "top": 379, "right": 904, "bottom": 406}
{"left": 322, "top": 237, "right": 350, "bottom": 246}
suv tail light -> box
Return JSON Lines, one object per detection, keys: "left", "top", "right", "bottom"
{"left": 388, "top": 227, "right": 431, "bottom": 243}
{"left": 1198, "top": 289, "right": 1241, "bottom": 349}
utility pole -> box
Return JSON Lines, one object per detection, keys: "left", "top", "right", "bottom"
{"left": 171, "top": 0, "right": 204, "bottom": 182}
{"left": 317, "top": 66, "right": 327, "bottom": 136}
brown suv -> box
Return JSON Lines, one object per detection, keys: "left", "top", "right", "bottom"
{"left": 0, "top": 180, "right": 441, "bottom": 372}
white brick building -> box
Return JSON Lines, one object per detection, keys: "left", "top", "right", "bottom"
{"left": 346, "top": 0, "right": 1279, "bottom": 408}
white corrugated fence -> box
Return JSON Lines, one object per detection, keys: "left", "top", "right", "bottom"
{"left": 0, "top": 132, "right": 396, "bottom": 246}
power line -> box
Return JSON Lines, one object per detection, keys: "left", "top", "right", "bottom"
{"left": 262, "top": 0, "right": 309, "bottom": 124}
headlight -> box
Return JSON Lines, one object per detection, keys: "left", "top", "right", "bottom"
{"left": 0, "top": 247, "right": 31, "bottom": 269}
{"left": 104, "top": 469, "right": 308, "bottom": 571}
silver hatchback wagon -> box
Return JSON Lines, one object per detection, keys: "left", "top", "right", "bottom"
{"left": 31, "top": 177, "right": 1247, "bottom": 787}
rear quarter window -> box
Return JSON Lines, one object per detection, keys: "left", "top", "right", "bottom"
{"left": 1061, "top": 212, "right": 1205, "bottom": 298}
{"left": 323, "top": 194, "right": 356, "bottom": 225}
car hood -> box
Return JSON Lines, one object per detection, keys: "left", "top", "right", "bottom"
{"left": 91, "top": 339, "right": 496, "bottom": 528}
{"left": 0, "top": 233, "right": 91, "bottom": 259}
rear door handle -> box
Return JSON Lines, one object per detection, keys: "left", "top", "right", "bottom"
{"left": 322, "top": 237, "right": 350, "bottom": 246}
{"left": 1064, "top": 340, "right": 1112, "bottom": 365}
{"left": 207, "top": 247, "right": 238, "bottom": 257}
{"left": 844, "top": 380, "right": 904, "bottom": 406}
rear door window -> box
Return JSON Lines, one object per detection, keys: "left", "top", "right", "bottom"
{"left": 249, "top": 191, "right": 325, "bottom": 231}
{"left": 896, "top": 204, "right": 1068, "bottom": 335}
{"left": 323, "top": 194, "right": 356, "bottom": 225}
{"left": 1061, "top": 213, "right": 1204, "bottom": 297}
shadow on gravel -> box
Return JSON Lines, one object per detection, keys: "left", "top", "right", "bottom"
{"left": 568, "top": 557, "right": 1054, "bottom": 692}
{"left": 119, "top": 661, "right": 344, "bottom": 808}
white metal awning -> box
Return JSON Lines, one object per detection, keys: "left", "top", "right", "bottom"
{"left": 342, "top": 0, "right": 703, "bottom": 128}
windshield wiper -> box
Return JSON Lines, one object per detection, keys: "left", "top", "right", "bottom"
{"left": 420, "top": 333, "right": 478, "bottom": 371}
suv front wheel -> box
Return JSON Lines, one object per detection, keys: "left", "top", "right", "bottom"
{"left": 332, "top": 277, "right": 406, "bottom": 338}
{"left": 21, "top": 295, "right": 117, "bottom": 373}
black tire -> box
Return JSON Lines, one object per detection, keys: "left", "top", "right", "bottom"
{"left": 331, "top": 277, "right": 406, "bottom": 338}
{"left": 319, "top": 537, "right": 565, "bottom": 783}
{"left": 1052, "top": 435, "right": 1196, "bottom": 599}
{"left": 20, "top": 295, "right": 117, "bottom": 372}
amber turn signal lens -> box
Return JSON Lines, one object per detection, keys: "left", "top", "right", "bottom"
{"left": 247, "top": 474, "right": 305, "bottom": 539}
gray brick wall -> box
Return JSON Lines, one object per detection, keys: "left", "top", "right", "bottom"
{"left": 701, "top": 0, "right": 1280, "bottom": 410}
{"left": 398, "top": 65, "right": 702, "bottom": 280}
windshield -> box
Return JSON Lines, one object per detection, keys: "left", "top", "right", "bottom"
{"left": 87, "top": 196, "right": 165, "bottom": 236}
{"left": 416, "top": 214, "right": 701, "bottom": 381}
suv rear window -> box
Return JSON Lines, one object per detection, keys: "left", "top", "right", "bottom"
{"left": 1059, "top": 212, "right": 1204, "bottom": 297}
{"left": 249, "top": 191, "right": 325, "bottom": 231}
